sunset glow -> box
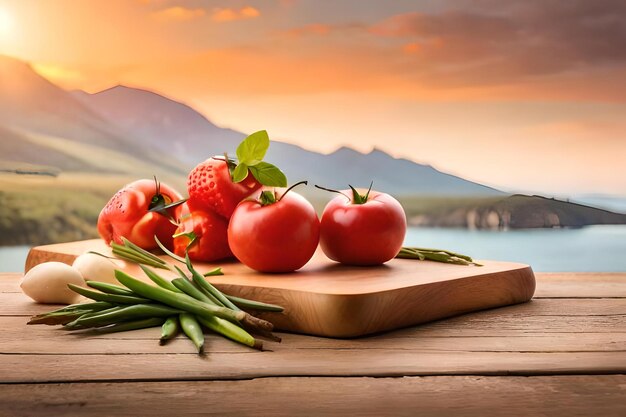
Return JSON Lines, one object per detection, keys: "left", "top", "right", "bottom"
{"left": 0, "top": 0, "right": 624, "bottom": 195}
{"left": 0, "top": 7, "right": 13, "bottom": 37}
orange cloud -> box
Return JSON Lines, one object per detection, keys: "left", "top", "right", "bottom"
{"left": 151, "top": 6, "right": 206, "bottom": 22}
{"left": 281, "top": 23, "right": 331, "bottom": 38}
{"left": 211, "top": 6, "right": 260, "bottom": 22}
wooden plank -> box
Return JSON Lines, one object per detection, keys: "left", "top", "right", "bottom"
{"left": 535, "top": 273, "right": 626, "bottom": 298}
{"left": 4, "top": 289, "right": 624, "bottom": 318}
{"left": 1, "top": 351, "right": 625, "bottom": 383}
{"left": 23, "top": 240, "right": 536, "bottom": 337}
{"left": 2, "top": 317, "right": 625, "bottom": 355}
{"left": 1, "top": 376, "right": 625, "bottom": 417}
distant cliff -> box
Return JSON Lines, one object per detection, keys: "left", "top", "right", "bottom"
{"left": 404, "top": 195, "right": 626, "bottom": 229}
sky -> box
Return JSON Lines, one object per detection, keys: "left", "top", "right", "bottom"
{"left": 0, "top": 0, "right": 624, "bottom": 195}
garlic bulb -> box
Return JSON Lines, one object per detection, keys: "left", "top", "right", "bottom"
{"left": 20, "top": 262, "right": 85, "bottom": 304}
{"left": 72, "top": 252, "right": 122, "bottom": 285}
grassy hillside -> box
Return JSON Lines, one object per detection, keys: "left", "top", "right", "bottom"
{"left": 0, "top": 173, "right": 185, "bottom": 246}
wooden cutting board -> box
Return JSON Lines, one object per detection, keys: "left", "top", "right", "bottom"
{"left": 25, "top": 239, "right": 536, "bottom": 338}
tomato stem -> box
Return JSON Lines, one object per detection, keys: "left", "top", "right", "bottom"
{"left": 278, "top": 180, "right": 308, "bottom": 202}
{"left": 349, "top": 181, "right": 374, "bottom": 205}
{"left": 314, "top": 184, "right": 351, "bottom": 202}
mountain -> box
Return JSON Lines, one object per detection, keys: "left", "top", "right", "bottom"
{"left": 0, "top": 55, "right": 185, "bottom": 178}
{"left": 75, "top": 85, "right": 502, "bottom": 196}
{"left": 71, "top": 86, "right": 243, "bottom": 166}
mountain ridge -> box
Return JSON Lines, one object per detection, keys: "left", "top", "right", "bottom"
{"left": 73, "top": 83, "right": 503, "bottom": 196}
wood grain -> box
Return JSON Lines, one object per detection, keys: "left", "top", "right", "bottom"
{"left": 2, "top": 376, "right": 625, "bottom": 417}
{"left": 1, "top": 273, "right": 625, "bottom": 416}
{"left": 24, "top": 240, "right": 536, "bottom": 337}
{"left": 1, "top": 275, "right": 625, "bottom": 383}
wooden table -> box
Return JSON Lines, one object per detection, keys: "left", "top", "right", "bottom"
{"left": 0, "top": 272, "right": 624, "bottom": 416}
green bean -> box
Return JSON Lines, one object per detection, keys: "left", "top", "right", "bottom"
{"left": 160, "top": 316, "right": 180, "bottom": 344}
{"left": 69, "top": 304, "right": 183, "bottom": 328}
{"left": 140, "top": 265, "right": 181, "bottom": 293}
{"left": 180, "top": 313, "right": 204, "bottom": 353}
{"left": 92, "top": 317, "right": 166, "bottom": 334}
{"left": 171, "top": 277, "right": 215, "bottom": 304}
{"left": 225, "top": 295, "right": 284, "bottom": 312}
{"left": 115, "top": 270, "right": 245, "bottom": 323}
{"left": 86, "top": 281, "right": 134, "bottom": 296}
{"left": 397, "top": 247, "right": 482, "bottom": 266}
{"left": 402, "top": 247, "right": 474, "bottom": 262}
{"left": 68, "top": 284, "right": 150, "bottom": 304}
{"left": 197, "top": 315, "right": 262, "bottom": 350}
{"left": 186, "top": 255, "right": 239, "bottom": 311}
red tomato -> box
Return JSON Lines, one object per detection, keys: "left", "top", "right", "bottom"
{"left": 97, "top": 179, "right": 183, "bottom": 250}
{"left": 319, "top": 188, "right": 406, "bottom": 265}
{"left": 173, "top": 202, "right": 232, "bottom": 262}
{"left": 228, "top": 189, "right": 320, "bottom": 273}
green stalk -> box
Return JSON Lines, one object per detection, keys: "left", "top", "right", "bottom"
{"left": 86, "top": 281, "right": 134, "bottom": 296}
{"left": 225, "top": 295, "right": 284, "bottom": 313}
{"left": 154, "top": 235, "right": 186, "bottom": 264}
{"left": 204, "top": 267, "right": 223, "bottom": 277}
{"left": 406, "top": 247, "right": 475, "bottom": 262}
{"left": 160, "top": 316, "right": 180, "bottom": 344}
{"left": 63, "top": 306, "right": 125, "bottom": 329}
{"left": 28, "top": 310, "right": 94, "bottom": 325}
{"left": 121, "top": 237, "right": 169, "bottom": 266}
{"left": 171, "top": 278, "right": 216, "bottom": 305}
{"left": 396, "top": 247, "right": 482, "bottom": 266}
{"left": 180, "top": 313, "right": 205, "bottom": 354}
{"left": 31, "top": 301, "right": 113, "bottom": 316}
{"left": 115, "top": 270, "right": 245, "bottom": 323}
{"left": 111, "top": 245, "right": 168, "bottom": 269}
{"left": 68, "top": 284, "right": 150, "bottom": 304}
{"left": 186, "top": 255, "right": 239, "bottom": 311}
{"left": 140, "top": 265, "right": 181, "bottom": 293}
{"left": 68, "top": 304, "right": 183, "bottom": 329}
{"left": 173, "top": 265, "right": 223, "bottom": 306}
{"left": 197, "top": 315, "right": 262, "bottom": 350}
{"left": 92, "top": 317, "right": 166, "bottom": 334}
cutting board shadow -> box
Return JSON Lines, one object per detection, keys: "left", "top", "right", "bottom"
{"left": 25, "top": 239, "right": 536, "bottom": 338}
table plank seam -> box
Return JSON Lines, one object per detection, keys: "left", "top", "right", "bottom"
{"left": 2, "top": 369, "right": 626, "bottom": 386}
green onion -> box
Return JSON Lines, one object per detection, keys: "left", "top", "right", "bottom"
{"left": 86, "top": 281, "right": 134, "bottom": 296}
{"left": 68, "top": 304, "right": 182, "bottom": 329}
{"left": 171, "top": 278, "right": 215, "bottom": 305}
{"left": 114, "top": 270, "right": 245, "bottom": 323}
{"left": 226, "top": 295, "right": 284, "bottom": 312}
{"left": 67, "top": 284, "right": 150, "bottom": 304}
{"left": 139, "top": 265, "right": 181, "bottom": 293}
{"left": 186, "top": 254, "right": 239, "bottom": 311}
{"left": 92, "top": 317, "right": 166, "bottom": 334}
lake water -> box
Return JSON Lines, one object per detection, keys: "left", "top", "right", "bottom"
{"left": 1, "top": 225, "right": 625, "bottom": 273}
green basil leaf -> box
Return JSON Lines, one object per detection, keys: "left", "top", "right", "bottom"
{"left": 249, "top": 162, "right": 287, "bottom": 187}
{"left": 232, "top": 163, "right": 249, "bottom": 183}
{"left": 236, "top": 130, "right": 269, "bottom": 166}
